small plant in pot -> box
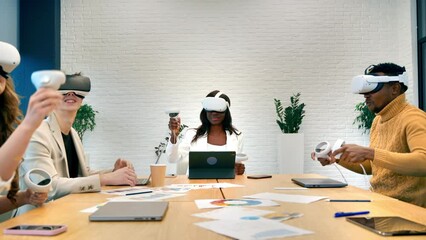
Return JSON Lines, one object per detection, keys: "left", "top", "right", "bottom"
{"left": 274, "top": 92, "right": 306, "bottom": 133}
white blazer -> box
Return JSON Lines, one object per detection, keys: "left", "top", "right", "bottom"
{"left": 17, "top": 113, "right": 108, "bottom": 214}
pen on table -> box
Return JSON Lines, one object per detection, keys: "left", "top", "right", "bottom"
{"left": 329, "top": 199, "right": 371, "bottom": 202}
{"left": 125, "top": 191, "right": 153, "bottom": 196}
{"left": 334, "top": 211, "right": 370, "bottom": 218}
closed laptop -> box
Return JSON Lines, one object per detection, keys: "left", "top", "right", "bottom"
{"left": 291, "top": 178, "right": 347, "bottom": 188}
{"left": 89, "top": 201, "right": 168, "bottom": 221}
{"left": 188, "top": 151, "right": 236, "bottom": 179}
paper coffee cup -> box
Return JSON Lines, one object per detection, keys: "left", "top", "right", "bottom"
{"left": 150, "top": 164, "right": 166, "bottom": 187}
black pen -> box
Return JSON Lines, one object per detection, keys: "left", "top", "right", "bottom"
{"left": 329, "top": 199, "right": 371, "bottom": 202}
{"left": 125, "top": 191, "right": 153, "bottom": 196}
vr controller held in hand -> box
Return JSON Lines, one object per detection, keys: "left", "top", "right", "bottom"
{"left": 24, "top": 168, "right": 52, "bottom": 193}
{"left": 165, "top": 109, "right": 180, "bottom": 119}
{"left": 314, "top": 139, "right": 345, "bottom": 160}
{"left": 31, "top": 70, "right": 65, "bottom": 90}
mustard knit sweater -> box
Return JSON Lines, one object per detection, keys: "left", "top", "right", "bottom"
{"left": 344, "top": 94, "right": 426, "bottom": 207}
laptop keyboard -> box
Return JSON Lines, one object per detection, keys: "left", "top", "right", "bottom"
{"left": 136, "top": 177, "right": 149, "bottom": 186}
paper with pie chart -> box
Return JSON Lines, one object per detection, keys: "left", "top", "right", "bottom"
{"left": 195, "top": 199, "right": 279, "bottom": 209}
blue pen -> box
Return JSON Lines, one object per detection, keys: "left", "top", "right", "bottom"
{"left": 334, "top": 211, "right": 370, "bottom": 218}
{"left": 125, "top": 191, "right": 153, "bottom": 196}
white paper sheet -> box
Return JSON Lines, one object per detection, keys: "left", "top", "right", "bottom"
{"left": 101, "top": 186, "right": 151, "bottom": 196}
{"left": 244, "top": 192, "right": 328, "bottom": 204}
{"left": 169, "top": 183, "right": 244, "bottom": 190}
{"left": 108, "top": 192, "right": 184, "bottom": 201}
{"left": 192, "top": 207, "right": 274, "bottom": 220}
{"left": 274, "top": 187, "right": 308, "bottom": 190}
{"left": 80, "top": 202, "right": 108, "bottom": 213}
{"left": 195, "top": 199, "right": 279, "bottom": 209}
{"left": 195, "top": 218, "right": 313, "bottom": 240}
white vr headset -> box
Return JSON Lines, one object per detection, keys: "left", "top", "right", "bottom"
{"left": 0, "top": 41, "right": 21, "bottom": 75}
{"left": 201, "top": 91, "right": 229, "bottom": 112}
{"left": 351, "top": 72, "right": 408, "bottom": 94}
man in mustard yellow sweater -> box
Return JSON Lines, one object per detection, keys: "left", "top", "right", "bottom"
{"left": 315, "top": 63, "right": 426, "bottom": 208}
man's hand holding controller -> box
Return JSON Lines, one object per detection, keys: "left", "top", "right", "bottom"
{"left": 311, "top": 139, "right": 345, "bottom": 166}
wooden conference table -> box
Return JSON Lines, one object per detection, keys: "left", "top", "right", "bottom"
{"left": 0, "top": 174, "right": 425, "bottom": 240}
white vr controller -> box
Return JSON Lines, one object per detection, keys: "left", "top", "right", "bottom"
{"left": 165, "top": 109, "right": 180, "bottom": 118}
{"left": 236, "top": 153, "right": 248, "bottom": 163}
{"left": 24, "top": 168, "right": 52, "bottom": 193}
{"left": 314, "top": 139, "right": 345, "bottom": 160}
{"left": 31, "top": 70, "right": 66, "bottom": 90}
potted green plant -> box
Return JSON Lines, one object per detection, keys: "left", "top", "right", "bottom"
{"left": 73, "top": 103, "right": 98, "bottom": 140}
{"left": 353, "top": 102, "right": 375, "bottom": 134}
{"left": 274, "top": 92, "right": 306, "bottom": 133}
{"left": 274, "top": 93, "right": 306, "bottom": 174}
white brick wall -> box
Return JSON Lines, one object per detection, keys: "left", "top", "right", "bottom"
{"left": 61, "top": 0, "right": 415, "bottom": 189}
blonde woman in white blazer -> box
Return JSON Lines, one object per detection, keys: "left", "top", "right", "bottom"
{"left": 17, "top": 74, "right": 137, "bottom": 215}
{"left": 166, "top": 90, "right": 245, "bottom": 175}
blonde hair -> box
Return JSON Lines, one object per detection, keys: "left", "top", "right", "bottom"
{"left": 0, "top": 76, "right": 23, "bottom": 205}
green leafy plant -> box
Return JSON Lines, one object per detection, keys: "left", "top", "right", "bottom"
{"left": 353, "top": 102, "right": 375, "bottom": 134}
{"left": 155, "top": 124, "right": 188, "bottom": 159}
{"left": 73, "top": 104, "right": 98, "bottom": 139}
{"left": 274, "top": 93, "right": 306, "bottom": 133}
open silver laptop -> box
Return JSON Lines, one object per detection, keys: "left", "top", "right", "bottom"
{"left": 291, "top": 178, "right": 347, "bottom": 188}
{"left": 89, "top": 201, "right": 168, "bottom": 221}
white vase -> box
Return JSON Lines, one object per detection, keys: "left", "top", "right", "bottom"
{"left": 277, "top": 133, "right": 304, "bottom": 174}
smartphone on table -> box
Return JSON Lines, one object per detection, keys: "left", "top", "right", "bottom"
{"left": 4, "top": 225, "right": 67, "bottom": 236}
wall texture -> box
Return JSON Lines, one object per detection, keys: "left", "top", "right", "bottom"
{"left": 0, "top": 0, "right": 18, "bottom": 46}
{"left": 61, "top": 0, "right": 415, "bottom": 189}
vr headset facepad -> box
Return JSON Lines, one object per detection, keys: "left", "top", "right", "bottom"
{"left": 351, "top": 72, "right": 408, "bottom": 94}
{"left": 0, "top": 41, "right": 21, "bottom": 76}
{"left": 201, "top": 91, "right": 229, "bottom": 112}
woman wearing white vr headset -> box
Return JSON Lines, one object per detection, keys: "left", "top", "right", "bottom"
{"left": 166, "top": 90, "right": 245, "bottom": 175}
{"left": 16, "top": 73, "right": 137, "bottom": 215}
{"left": 0, "top": 41, "right": 62, "bottom": 214}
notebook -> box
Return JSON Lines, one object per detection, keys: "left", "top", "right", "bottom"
{"left": 291, "top": 178, "right": 348, "bottom": 188}
{"left": 188, "top": 151, "right": 236, "bottom": 179}
{"left": 89, "top": 201, "right": 168, "bottom": 221}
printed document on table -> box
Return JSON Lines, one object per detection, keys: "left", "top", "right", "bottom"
{"left": 195, "top": 218, "right": 313, "bottom": 240}
{"left": 101, "top": 187, "right": 151, "bottom": 196}
{"left": 169, "top": 183, "right": 243, "bottom": 190}
{"left": 244, "top": 192, "right": 327, "bottom": 204}
{"left": 109, "top": 192, "right": 184, "bottom": 201}
{"left": 195, "top": 199, "right": 279, "bottom": 209}
{"left": 192, "top": 207, "right": 274, "bottom": 220}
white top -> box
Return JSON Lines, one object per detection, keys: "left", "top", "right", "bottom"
{"left": 166, "top": 128, "right": 244, "bottom": 164}
{"left": 206, "top": 143, "right": 227, "bottom": 151}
